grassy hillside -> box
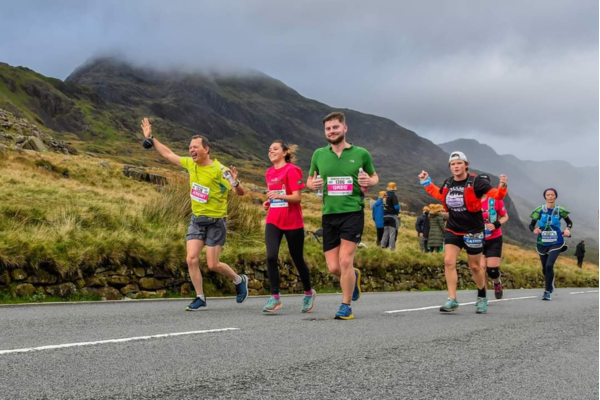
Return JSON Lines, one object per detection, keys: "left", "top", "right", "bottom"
{"left": 0, "top": 148, "right": 596, "bottom": 303}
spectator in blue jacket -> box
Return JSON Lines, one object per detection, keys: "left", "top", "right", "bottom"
{"left": 382, "top": 182, "right": 400, "bottom": 250}
{"left": 372, "top": 191, "right": 386, "bottom": 246}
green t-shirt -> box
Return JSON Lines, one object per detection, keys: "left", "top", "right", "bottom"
{"left": 180, "top": 157, "right": 232, "bottom": 218}
{"left": 309, "top": 144, "right": 376, "bottom": 215}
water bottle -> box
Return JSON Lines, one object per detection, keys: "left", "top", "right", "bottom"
{"left": 315, "top": 175, "right": 323, "bottom": 197}
{"left": 359, "top": 168, "right": 368, "bottom": 193}
{"left": 223, "top": 169, "right": 236, "bottom": 186}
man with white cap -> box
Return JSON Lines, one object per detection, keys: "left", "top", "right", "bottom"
{"left": 418, "top": 151, "right": 508, "bottom": 314}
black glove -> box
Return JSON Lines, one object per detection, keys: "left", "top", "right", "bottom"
{"left": 142, "top": 137, "right": 154, "bottom": 149}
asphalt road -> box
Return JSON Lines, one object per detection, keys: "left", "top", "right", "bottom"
{"left": 0, "top": 288, "right": 597, "bottom": 400}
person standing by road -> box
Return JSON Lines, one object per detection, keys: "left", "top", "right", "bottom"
{"left": 141, "top": 118, "right": 248, "bottom": 311}
{"left": 381, "top": 182, "right": 400, "bottom": 250}
{"left": 372, "top": 191, "right": 386, "bottom": 246}
{"left": 307, "top": 112, "right": 379, "bottom": 320}
{"left": 415, "top": 206, "right": 430, "bottom": 252}
{"left": 575, "top": 240, "right": 585, "bottom": 268}
{"left": 427, "top": 204, "right": 445, "bottom": 253}
{"left": 261, "top": 140, "right": 316, "bottom": 313}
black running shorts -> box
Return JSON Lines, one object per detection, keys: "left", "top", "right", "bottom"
{"left": 322, "top": 211, "right": 364, "bottom": 252}
{"left": 444, "top": 230, "right": 484, "bottom": 255}
{"left": 483, "top": 236, "right": 503, "bottom": 258}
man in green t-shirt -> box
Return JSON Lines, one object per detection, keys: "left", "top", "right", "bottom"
{"left": 141, "top": 118, "right": 248, "bottom": 311}
{"left": 307, "top": 112, "right": 378, "bottom": 320}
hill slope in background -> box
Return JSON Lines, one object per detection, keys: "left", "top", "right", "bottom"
{"left": 438, "top": 139, "right": 598, "bottom": 247}
{"left": 1, "top": 57, "right": 532, "bottom": 240}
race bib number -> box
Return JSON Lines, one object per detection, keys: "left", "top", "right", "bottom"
{"left": 541, "top": 230, "right": 558, "bottom": 243}
{"left": 190, "top": 183, "right": 209, "bottom": 203}
{"left": 463, "top": 233, "right": 484, "bottom": 249}
{"left": 269, "top": 190, "right": 289, "bottom": 208}
{"left": 327, "top": 176, "right": 353, "bottom": 196}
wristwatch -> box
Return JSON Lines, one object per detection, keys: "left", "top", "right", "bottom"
{"left": 232, "top": 180, "right": 240, "bottom": 187}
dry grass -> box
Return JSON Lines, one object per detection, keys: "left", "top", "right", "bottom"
{"left": 0, "top": 149, "right": 597, "bottom": 290}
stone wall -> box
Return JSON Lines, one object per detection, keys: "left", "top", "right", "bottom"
{"left": 2, "top": 259, "right": 592, "bottom": 301}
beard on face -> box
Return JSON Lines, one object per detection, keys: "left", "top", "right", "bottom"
{"left": 327, "top": 132, "right": 345, "bottom": 145}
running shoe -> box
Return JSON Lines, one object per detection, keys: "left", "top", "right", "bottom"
{"left": 334, "top": 304, "right": 354, "bottom": 320}
{"left": 439, "top": 297, "right": 459, "bottom": 312}
{"left": 542, "top": 291, "right": 551, "bottom": 301}
{"left": 301, "top": 289, "right": 316, "bottom": 313}
{"left": 235, "top": 275, "right": 249, "bottom": 303}
{"left": 494, "top": 280, "right": 504, "bottom": 300}
{"left": 262, "top": 296, "right": 282, "bottom": 312}
{"left": 186, "top": 297, "right": 207, "bottom": 311}
{"left": 352, "top": 268, "right": 362, "bottom": 301}
{"left": 475, "top": 296, "right": 488, "bottom": 314}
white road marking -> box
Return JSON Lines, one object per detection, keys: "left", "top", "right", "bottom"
{"left": 0, "top": 328, "right": 240, "bottom": 355}
{"left": 384, "top": 296, "right": 537, "bottom": 314}
{"left": 569, "top": 290, "right": 599, "bottom": 294}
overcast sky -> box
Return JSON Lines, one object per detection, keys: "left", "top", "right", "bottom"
{"left": 2, "top": 0, "right": 598, "bottom": 166}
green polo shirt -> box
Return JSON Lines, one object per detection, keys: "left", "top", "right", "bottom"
{"left": 309, "top": 144, "right": 375, "bottom": 215}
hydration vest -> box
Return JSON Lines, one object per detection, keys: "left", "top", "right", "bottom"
{"left": 441, "top": 174, "right": 481, "bottom": 213}
{"left": 538, "top": 205, "right": 561, "bottom": 229}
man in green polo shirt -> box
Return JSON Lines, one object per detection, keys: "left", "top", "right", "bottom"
{"left": 140, "top": 118, "right": 248, "bottom": 311}
{"left": 307, "top": 112, "right": 379, "bottom": 320}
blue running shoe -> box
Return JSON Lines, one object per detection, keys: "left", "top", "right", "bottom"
{"left": 475, "top": 297, "right": 488, "bottom": 314}
{"left": 263, "top": 296, "right": 282, "bottom": 312}
{"left": 439, "top": 297, "right": 459, "bottom": 312}
{"left": 542, "top": 291, "right": 551, "bottom": 301}
{"left": 334, "top": 303, "right": 354, "bottom": 320}
{"left": 301, "top": 289, "right": 316, "bottom": 313}
{"left": 186, "top": 297, "right": 207, "bottom": 311}
{"left": 352, "top": 268, "right": 362, "bottom": 301}
{"left": 235, "top": 275, "right": 249, "bottom": 303}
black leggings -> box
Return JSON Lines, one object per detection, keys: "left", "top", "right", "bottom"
{"left": 265, "top": 224, "right": 312, "bottom": 294}
{"left": 537, "top": 244, "right": 562, "bottom": 293}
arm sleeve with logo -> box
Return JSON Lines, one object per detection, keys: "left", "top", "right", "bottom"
{"left": 286, "top": 165, "right": 305, "bottom": 192}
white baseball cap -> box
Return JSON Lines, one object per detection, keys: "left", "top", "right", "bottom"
{"left": 449, "top": 151, "right": 468, "bottom": 163}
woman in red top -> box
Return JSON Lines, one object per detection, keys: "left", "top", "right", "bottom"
{"left": 262, "top": 140, "right": 316, "bottom": 313}
{"left": 478, "top": 174, "right": 509, "bottom": 300}
{"left": 419, "top": 151, "right": 508, "bottom": 314}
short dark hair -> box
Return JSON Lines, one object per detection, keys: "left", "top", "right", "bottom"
{"left": 191, "top": 135, "right": 210, "bottom": 154}
{"left": 323, "top": 112, "right": 346, "bottom": 125}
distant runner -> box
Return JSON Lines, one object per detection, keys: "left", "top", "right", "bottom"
{"left": 529, "top": 188, "right": 572, "bottom": 301}
{"left": 419, "top": 151, "right": 508, "bottom": 314}
{"left": 262, "top": 140, "right": 316, "bottom": 313}
{"left": 307, "top": 112, "right": 378, "bottom": 320}
{"left": 141, "top": 118, "right": 248, "bottom": 311}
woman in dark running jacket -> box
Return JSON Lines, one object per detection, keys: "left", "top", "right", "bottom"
{"left": 529, "top": 188, "right": 572, "bottom": 301}
{"left": 419, "top": 151, "right": 508, "bottom": 314}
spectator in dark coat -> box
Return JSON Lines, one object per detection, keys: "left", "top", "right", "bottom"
{"left": 372, "top": 191, "right": 386, "bottom": 246}
{"left": 575, "top": 240, "right": 586, "bottom": 268}
{"left": 415, "top": 206, "right": 430, "bottom": 252}
{"left": 427, "top": 204, "right": 445, "bottom": 253}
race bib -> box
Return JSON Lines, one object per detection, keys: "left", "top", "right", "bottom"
{"left": 327, "top": 176, "right": 353, "bottom": 196}
{"left": 190, "top": 183, "right": 209, "bottom": 203}
{"left": 269, "top": 190, "right": 289, "bottom": 208}
{"left": 541, "top": 230, "right": 558, "bottom": 243}
{"left": 463, "top": 233, "right": 484, "bottom": 249}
